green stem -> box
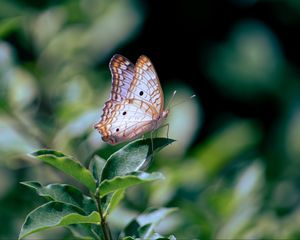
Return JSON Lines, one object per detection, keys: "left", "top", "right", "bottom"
{"left": 95, "top": 190, "right": 112, "bottom": 240}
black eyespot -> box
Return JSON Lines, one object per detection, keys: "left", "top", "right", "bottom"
{"left": 123, "top": 111, "right": 127, "bottom": 115}
{"left": 139, "top": 91, "right": 144, "bottom": 96}
{"left": 116, "top": 128, "right": 119, "bottom": 132}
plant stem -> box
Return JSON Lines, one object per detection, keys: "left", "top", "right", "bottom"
{"left": 95, "top": 190, "right": 112, "bottom": 240}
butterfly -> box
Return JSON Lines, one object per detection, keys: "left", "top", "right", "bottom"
{"left": 94, "top": 54, "right": 169, "bottom": 145}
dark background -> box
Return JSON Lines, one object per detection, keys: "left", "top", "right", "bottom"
{"left": 127, "top": 0, "right": 297, "bottom": 142}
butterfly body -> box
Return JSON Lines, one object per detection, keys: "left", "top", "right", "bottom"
{"left": 95, "top": 54, "right": 168, "bottom": 145}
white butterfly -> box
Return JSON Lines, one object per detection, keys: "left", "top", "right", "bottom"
{"left": 94, "top": 54, "right": 169, "bottom": 145}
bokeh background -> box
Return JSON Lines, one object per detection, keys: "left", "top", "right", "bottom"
{"left": 1, "top": 0, "right": 300, "bottom": 239}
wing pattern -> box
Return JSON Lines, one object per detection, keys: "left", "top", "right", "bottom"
{"left": 127, "top": 55, "right": 164, "bottom": 113}
{"left": 96, "top": 100, "right": 157, "bottom": 144}
{"left": 109, "top": 54, "right": 135, "bottom": 101}
{"left": 95, "top": 54, "right": 166, "bottom": 145}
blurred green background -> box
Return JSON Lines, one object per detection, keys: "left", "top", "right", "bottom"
{"left": 1, "top": 0, "right": 300, "bottom": 239}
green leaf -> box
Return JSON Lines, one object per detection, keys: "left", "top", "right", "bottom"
{"left": 67, "top": 224, "right": 101, "bottom": 240}
{"left": 120, "top": 208, "right": 177, "bottom": 239}
{"left": 138, "top": 225, "right": 176, "bottom": 240}
{"left": 99, "top": 171, "right": 165, "bottom": 197}
{"left": 101, "top": 138, "right": 174, "bottom": 181}
{"left": 0, "top": 17, "right": 21, "bottom": 37}
{"left": 137, "top": 208, "right": 177, "bottom": 239}
{"left": 121, "top": 220, "right": 140, "bottom": 239}
{"left": 138, "top": 224, "right": 153, "bottom": 238}
{"left": 19, "top": 201, "right": 100, "bottom": 239}
{"left": 151, "top": 233, "right": 176, "bottom": 240}
{"left": 122, "top": 237, "right": 135, "bottom": 240}
{"left": 30, "top": 150, "right": 96, "bottom": 192}
{"left": 99, "top": 170, "right": 164, "bottom": 220}
{"left": 161, "top": 235, "right": 176, "bottom": 240}
{"left": 21, "top": 181, "right": 97, "bottom": 213}
{"left": 104, "top": 189, "right": 125, "bottom": 216}
{"left": 193, "top": 121, "right": 261, "bottom": 179}
{"left": 89, "top": 155, "right": 106, "bottom": 185}
{"left": 137, "top": 207, "right": 177, "bottom": 227}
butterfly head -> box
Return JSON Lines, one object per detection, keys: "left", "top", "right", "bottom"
{"left": 161, "top": 109, "right": 169, "bottom": 119}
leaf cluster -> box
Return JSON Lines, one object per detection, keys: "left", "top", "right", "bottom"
{"left": 19, "top": 138, "right": 176, "bottom": 240}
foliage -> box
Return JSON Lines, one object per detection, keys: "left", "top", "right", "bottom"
{"left": 19, "top": 138, "right": 174, "bottom": 239}
{"left": 19, "top": 138, "right": 175, "bottom": 239}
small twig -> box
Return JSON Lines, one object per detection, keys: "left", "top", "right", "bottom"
{"left": 95, "top": 189, "right": 112, "bottom": 240}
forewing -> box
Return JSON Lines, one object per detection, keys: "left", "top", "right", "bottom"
{"left": 127, "top": 55, "right": 164, "bottom": 113}
{"left": 109, "top": 54, "right": 135, "bottom": 101}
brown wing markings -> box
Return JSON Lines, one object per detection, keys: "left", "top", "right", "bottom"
{"left": 127, "top": 55, "right": 164, "bottom": 113}
{"left": 95, "top": 100, "right": 127, "bottom": 139}
{"left": 95, "top": 98, "right": 157, "bottom": 141}
{"left": 96, "top": 55, "right": 166, "bottom": 144}
{"left": 109, "top": 54, "right": 134, "bottom": 101}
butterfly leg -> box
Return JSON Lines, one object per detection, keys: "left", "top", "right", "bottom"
{"left": 154, "top": 129, "right": 158, "bottom": 138}
{"left": 156, "top": 123, "right": 170, "bottom": 139}
{"left": 150, "top": 131, "right": 154, "bottom": 153}
{"left": 166, "top": 123, "right": 169, "bottom": 139}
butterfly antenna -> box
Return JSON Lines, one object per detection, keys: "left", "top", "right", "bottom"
{"left": 166, "top": 90, "right": 177, "bottom": 111}
{"left": 170, "top": 94, "right": 196, "bottom": 109}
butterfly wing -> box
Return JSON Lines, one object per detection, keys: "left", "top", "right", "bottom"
{"left": 126, "top": 55, "right": 164, "bottom": 114}
{"left": 96, "top": 54, "right": 134, "bottom": 126}
{"left": 95, "top": 54, "right": 166, "bottom": 145}
{"left": 95, "top": 99, "right": 158, "bottom": 144}
{"left": 109, "top": 54, "right": 135, "bottom": 101}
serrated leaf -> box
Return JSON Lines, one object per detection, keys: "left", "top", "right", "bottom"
{"left": 104, "top": 189, "right": 125, "bottom": 216}
{"left": 30, "top": 150, "right": 96, "bottom": 192}
{"left": 19, "top": 201, "right": 100, "bottom": 239}
{"left": 89, "top": 155, "right": 106, "bottom": 185}
{"left": 101, "top": 138, "right": 174, "bottom": 181}
{"left": 21, "top": 181, "right": 97, "bottom": 213}
{"left": 99, "top": 171, "right": 164, "bottom": 197}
